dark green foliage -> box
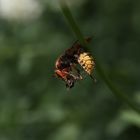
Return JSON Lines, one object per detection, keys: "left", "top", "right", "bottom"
{"left": 0, "top": 0, "right": 140, "bottom": 140}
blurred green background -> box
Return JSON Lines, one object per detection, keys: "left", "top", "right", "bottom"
{"left": 0, "top": 0, "right": 140, "bottom": 140}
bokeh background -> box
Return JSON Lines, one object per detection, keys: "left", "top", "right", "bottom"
{"left": 0, "top": 0, "right": 140, "bottom": 140}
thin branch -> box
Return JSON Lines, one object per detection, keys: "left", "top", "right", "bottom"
{"left": 59, "top": 1, "right": 140, "bottom": 114}
{"left": 96, "top": 62, "right": 140, "bottom": 113}
{"left": 60, "top": 0, "right": 87, "bottom": 47}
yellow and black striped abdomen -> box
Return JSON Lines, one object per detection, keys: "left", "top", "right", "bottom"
{"left": 78, "top": 52, "right": 95, "bottom": 75}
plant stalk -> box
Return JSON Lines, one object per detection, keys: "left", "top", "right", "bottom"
{"left": 59, "top": 1, "right": 140, "bottom": 114}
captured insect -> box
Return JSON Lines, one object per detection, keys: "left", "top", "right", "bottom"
{"left": 55, "top": 54, "right": 82, "bottom": 88}
{"left": 54, "top": 37, "right": 95, "bottom": 89}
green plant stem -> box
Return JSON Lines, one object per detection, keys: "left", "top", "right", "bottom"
{"left": 96, "top": 62, "right": 140, "bottom": 113}
{"left": 60, "top": 0, "right": 87, "bottom": 47}
{"left": 59, "top": 1, "right": 140, "bottom": 114}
